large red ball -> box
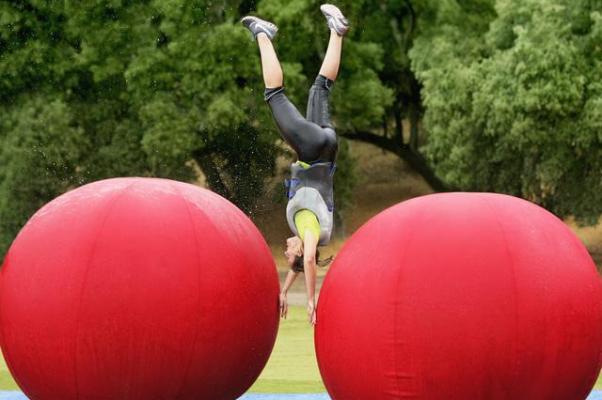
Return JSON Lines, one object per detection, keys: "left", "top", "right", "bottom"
{"left": 0, "top": 178, "right": 279, "bottom": 400}
{"left": 315, "top": 193, "right": 602, "bottom": 400}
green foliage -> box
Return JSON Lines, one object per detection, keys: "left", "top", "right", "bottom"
{"left": 1, "top": 0, "right": 378, "bottom": 256}
{"left": 0, "top": 1, "right": 273, "bottom": 255}
{"left": 411, "top": 0, "right": 602, "bottom": 223}
{"left": 257, "top": 0, "right": 394, "bottom": 131}
{"left": 2, "top": 0, "right": 600, "bottom": 257}
{"left": 0, "top": 97, "right": 88, "bottom": 250}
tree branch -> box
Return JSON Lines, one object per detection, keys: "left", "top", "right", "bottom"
{"left": 404, "top": 0, "right": 416, "bottom": 41}
{"left": 340, "top": 130, "right": 399, "bottom": 154}
{"left": 384, "top": 0, "right": 417, "bottom": 54}
{"left": 339, "top": 130, "right": 452, "bottom": 192}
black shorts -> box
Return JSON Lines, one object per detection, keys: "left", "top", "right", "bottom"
{"left": 265, "top": 75, "right": 338, "bottom": 164}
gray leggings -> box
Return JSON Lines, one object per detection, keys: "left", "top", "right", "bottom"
{"left": 265, "top": 75, "right": 338, "bottom": 164}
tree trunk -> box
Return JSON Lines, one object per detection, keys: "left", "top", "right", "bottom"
{"left": 194, "top": 153, "right": 232, "bottom": 199}
{"left": 409, "top": 103, "right": 420, "bottom": 150}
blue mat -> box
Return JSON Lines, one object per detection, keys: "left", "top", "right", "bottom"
{"left": 242, "top": 396, "right": 330, "bottom": 400}
{"left": 0, "top": 392, "right": 599, "bottom": 399}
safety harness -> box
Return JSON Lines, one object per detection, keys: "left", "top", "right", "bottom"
{"left": 285, "top": 162, "right": 335, "bottom": 246}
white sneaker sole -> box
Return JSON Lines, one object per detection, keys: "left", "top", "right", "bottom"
{"left": 320, "top": 4, "right": 344, "bottom": 19}
{"left": 320, "top": 4, "right": 349, "bottom": 35}
{"left": 241, "top": 16, "right": 278, "bottom": 39}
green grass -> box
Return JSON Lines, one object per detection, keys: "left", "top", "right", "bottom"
{"left": 0, "top": 354, "right": 18, "bottom": 391}
{"left": 0, "top": 306, "right": 599, "bottom": 393}
{"left": 250, "top": 306, "right": 326, "bottom": 393}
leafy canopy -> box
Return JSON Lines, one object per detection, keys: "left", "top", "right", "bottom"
{"left": 411, "top": 0, "right": 602, "bottom": 223}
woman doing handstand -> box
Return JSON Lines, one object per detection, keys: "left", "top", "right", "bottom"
{"left": 242, "top": 4, "right": 349, "bottom": 325}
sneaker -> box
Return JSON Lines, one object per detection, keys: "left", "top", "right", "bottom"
{"left": 320, "top": 4, "right": 349, "bottom": 36}
{"left": 241, "top": 16, "right": 278, "bottom": 40}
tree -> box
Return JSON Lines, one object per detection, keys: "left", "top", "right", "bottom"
{"left": 315, "top": 0, "right": 496, "bottom": 191}
{"left": 0, "top": 1, "right": 279, "bottom": 256}
{"left": 3, "top": 0, "right": 598, "bottom": 258}
{"left": 0, "top": 0, "right": 364, "bottom": 256}
{"left": 411, "top": 0, "right": 602, "bottom": 223}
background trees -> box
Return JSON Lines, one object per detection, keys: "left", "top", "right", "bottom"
{"left": 411, "top": 0, "right": 602, "bottom": 224}
{"left": 1, "top": 0, "right": 601, "bottom": 256}
{"left": 0, "top": 1, "right": 277, "bottom": 255}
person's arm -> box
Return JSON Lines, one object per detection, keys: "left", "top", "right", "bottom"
{"left": 303, "top": 230, "right": 319, "bottom": 325}
{"left": 280, "top": 270, "right": 299, "bottom": 319}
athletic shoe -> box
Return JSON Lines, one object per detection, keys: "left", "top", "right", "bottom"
{"left": 241, "top": 16, "right": 278, "bottom": 40}
{"left": 320, "top": 4, "right": 349, "bottom": 36}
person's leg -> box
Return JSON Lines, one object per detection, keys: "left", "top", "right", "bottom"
{"left": 303, "top": 5, "right": 348, "bottom": 161}
{"left": 319, "top": 30, "right": 344, "bottom": 81}
{"left": 257, "top": 33, "right": 283, "bottom": 89}
{"left": 308, "top": 4, "right": 347, "bottom": 124}
{"left": 267, "top": 91, "right": 331, "bottom": 163}
{"left": 304, "top": 74, "right": 338, "bottom": 162}
{"left": 307, "top": 22, "right": 343, "bottom": 127}
{"left": 306, "top": 75, "right": 334, "bottom": 129}
{"left": 242, "top": 14, "right": 337, "bottom": 163}
{"left": 241, "top": 16, "right": 282, "bottom": 88}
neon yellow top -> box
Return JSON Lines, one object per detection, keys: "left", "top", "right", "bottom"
{"left": 294, "top": 209, "right": 321, "bottom": 242}
{"left": 293, "top": 161, "right": 321, "bottom": 242}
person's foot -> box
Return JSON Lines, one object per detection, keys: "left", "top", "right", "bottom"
{"left": 320, "top": 4, "right": 349, "bottom": 36}
{"left": 241, "top": 16, "right": 278, "bottom": 40}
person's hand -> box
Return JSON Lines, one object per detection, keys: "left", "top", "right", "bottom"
{"left": 279, "top": 292, "right": 288, "bottom": 319}
{"left": 307, "top": 300, "right": 316, "bottom": 325}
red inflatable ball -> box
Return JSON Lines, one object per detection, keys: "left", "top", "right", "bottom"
{"left": 0, "top": 178, "right": 279, "bottom": 400}
{"left": 315, "top": 193, "right": 602, "bottom": 400}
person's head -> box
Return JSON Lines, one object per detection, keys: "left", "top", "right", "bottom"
{"left": 284, "top": 236, "right": 330, "bottom": 273}
{"left": 284, "top": 236, "right": 303, "bottom": 267}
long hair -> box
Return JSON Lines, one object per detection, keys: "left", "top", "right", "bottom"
{"left": 291, "top": 249, "right": 334, "bottom": 273}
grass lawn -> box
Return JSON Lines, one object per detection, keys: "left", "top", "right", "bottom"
{"left": 0, "top": 357, "right": 17, "bottom": 391}
{"left": 250, "top": 306, "right": 325, "bottom": 393}
{"left": 0, "top": 305, "right": 599, "bottom": 393}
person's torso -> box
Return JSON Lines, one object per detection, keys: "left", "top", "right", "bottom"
{"left": 285, "top": 161, "right": 336, "bottom": 246}
{"left": 288, "top": 161, "right": 335, "bottom": 211}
